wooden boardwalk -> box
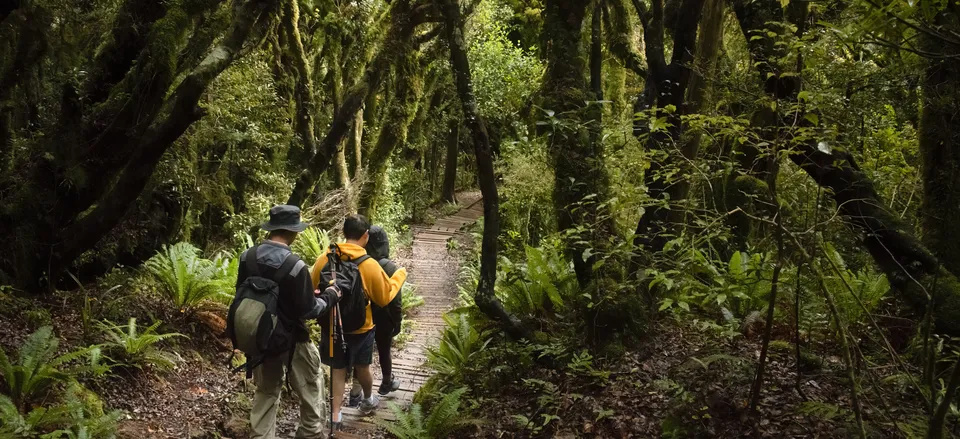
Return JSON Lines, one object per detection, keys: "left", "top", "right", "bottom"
{"left": 335, "top": 195, "right": 484, "bottom": 438}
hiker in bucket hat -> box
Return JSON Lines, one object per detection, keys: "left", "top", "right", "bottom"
{"left": 228, "top": 205, "right": 340, "bottom": 439}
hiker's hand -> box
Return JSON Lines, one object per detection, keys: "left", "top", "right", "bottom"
{"left": 318, "top": 285, "right": 341, "bottom": 307}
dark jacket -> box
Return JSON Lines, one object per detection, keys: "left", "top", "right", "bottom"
{"left": 236, "top": 240, "right": 331, "bottom": 343}
{"left": 366, "top": 226, "right": 403, "bottom": 334}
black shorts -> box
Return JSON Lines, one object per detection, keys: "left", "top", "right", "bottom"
{"left": 320, "top": 329, "right": 375, "bottom": 369}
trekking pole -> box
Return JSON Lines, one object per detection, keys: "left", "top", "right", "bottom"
{"left": 328, "top": 243, "right": 338, "bottom": 438}
{"left": 328, "top": 244, "right": 349, "bottom": 438}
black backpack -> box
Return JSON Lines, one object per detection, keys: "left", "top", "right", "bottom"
{"left": 320, "top": 248, "right": 371, "bottom": 334}
{"left": 372, "top": 259, "right": 404, "bottom": 336}
{"left": 225, "top": 246, "right": 299, "bottom": 377}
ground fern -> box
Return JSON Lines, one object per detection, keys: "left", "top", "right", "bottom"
{"left": 144, "top": 242, "right": 231, "bottom": 312}
{"left": 99, "top": 318, "right": 185, "bottom": 371}
{"left": 375, "top": 388, "right": 480, "bottom": 438}
{"left": 0, "top": 327, "right": 108, "bottom": 411}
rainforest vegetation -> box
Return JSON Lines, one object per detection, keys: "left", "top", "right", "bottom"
{"left": 1, "top": 0, "right": 959, "bottom": 436}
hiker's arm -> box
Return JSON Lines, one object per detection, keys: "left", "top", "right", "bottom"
{"left": 295, "top": 262, "right": 338, "bottom": 319}
{"left": 362, "top": 261, "right": 407, "bottom": 308}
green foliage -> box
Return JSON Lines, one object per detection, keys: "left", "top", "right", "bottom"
{"left": 144, "top": 242, "right": 233, "bottom": 312}
{"left": 653, "top": 247, "right": 779, "bottom": 320}
{"left": 176, "top": 53, "right": 296, "bottom": 245}
{"left": 291, "top": 227, "right": 331, "bottom": 266}
{"left": 402, "top": 284, "right": 425, "bottom": 312}
{"left": 376, "top": 161, "right": 428, "bottom": 240}
{"left": 0, "top": 327, "right": 109, "bottom": 410}
{"left": 497, "top": 241, "right": 576, "bottom": 316}
{"left": 820, "top": 243, "right": 890, "bottom": 323}
{"left": 425, "top": 313, "right": 491, "bottom": 388}
{"left": 467, "top": 1, "right": 544, "bottom": 122}
{"left": 0, "top": 384, "right": 121, "bottom": 439}
{"left": 375, "top": 388, "right": 481, "bottom": 439}
{"left": 98, "top": 318, "right": 185, "bottom": 371}
{"left": 498, "top": 134, "right": 556, "bottom": 254}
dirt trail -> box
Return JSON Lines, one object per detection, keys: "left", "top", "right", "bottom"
{"left": 335, "top": 194, "right": 483, "bottom": 438}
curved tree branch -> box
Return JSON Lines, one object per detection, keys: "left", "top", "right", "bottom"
{"left": 53, "top": 0, "right": 271, "bottom": 276}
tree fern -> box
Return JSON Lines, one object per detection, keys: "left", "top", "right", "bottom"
{"left": 144, "top": 242, "right": 230, "bottom": 312}
{"left": 98, "top": 318, "right": 185, "bottom": 371}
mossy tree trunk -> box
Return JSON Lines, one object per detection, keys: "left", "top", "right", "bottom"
{"left": 627, "top": 0, "right": 707, "bottom": 255}
{"left": 918, "top": 11, "right": 960, "bottom": 278}
{"left": 0, "top": 0, "right": 272, "bottom": 290}
{"left": 441, "top": 117, "right": 460, "bottom": 204}
{"left": 435, "top": 0, "right": 529, "bottom": 340}
{"left": 542, "top": 0, "right": 615, "bottom": 287}
{"left": 287, "top": 0, "right": 420, "bottom": 207}
{"left": 356, "top": 40, "right": 424, "bottom": 218}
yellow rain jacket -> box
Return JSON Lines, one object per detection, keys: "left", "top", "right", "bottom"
{"left": 310, "top": 242, "right": 407, "bottom": 336}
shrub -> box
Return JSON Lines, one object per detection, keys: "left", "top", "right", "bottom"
{"left": 0, "top": 327, "right": 109, "bottom": 411}
{"left": 144, "top": 242, "right": 232, "bottom": 312}
{"left": 98, "top": 318, "right": 185, "bottom": 371}
{"left": 375, "top": 387, "right": 481, "bottom": 439}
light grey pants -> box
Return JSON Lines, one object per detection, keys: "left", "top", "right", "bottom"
{"left": 251, "top": 342, "right": 326, "bottom": 439}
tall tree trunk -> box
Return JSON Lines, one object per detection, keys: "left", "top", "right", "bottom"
{"left": 356, "top": 45, "right": 423, "bottom": 219}
{"left": 283, "top": 0, "right": 319, "bottom": 166}
{"left": 542, "top": 0, "right": 613, "bottom": 287}
{"left": 349, "top": 109, "right": 364, "bottom": 178}
{"left": 630, "top": 0, "right": 707, "bottom": 255}
{"left": 680, "top": 0, "right": 724, "bottom": 180}
{"left": 918, "top": 12, "right": 960, "bottom": 278}
{"left": 435, "top": 0, "right": 528, "bottom": 340}
{"left": 441, "top": 118, "right": 460, "bottom": 204}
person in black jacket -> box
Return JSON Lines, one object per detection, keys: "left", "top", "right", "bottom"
{"left": 236, "top": 205, "right": 340, "bottom": 439}
{"left": 345, "top": 225, "right": 404, "bottom": 406}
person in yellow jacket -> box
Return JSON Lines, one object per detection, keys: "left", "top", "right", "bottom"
{"left": 310, "top": 214, "right": 407, "bottom": 428}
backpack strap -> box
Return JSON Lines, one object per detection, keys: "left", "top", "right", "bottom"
{"left": 245, "top": 245, "right": 261, "bottom": 277}
{"left": 351, "top": 255, "right": 372, "bottom": 265}
{"left": 273, "top": 252, "right": 301, "bottom": 284}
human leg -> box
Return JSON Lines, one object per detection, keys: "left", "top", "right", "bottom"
{"left": 250, "top": 355, "right": 285, "bottom": 439}
{"left": 289, "top": 343, "right": 324, "bottom": 439}
{"left": 331, "top": 367, "right": 347, "bottom": 422}
{"left": 375, "top": 324, "right": 399, "bottom": 395}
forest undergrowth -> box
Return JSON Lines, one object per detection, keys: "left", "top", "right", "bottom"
{"left": 3, "top": 0, "right": 960, "bottom": 437}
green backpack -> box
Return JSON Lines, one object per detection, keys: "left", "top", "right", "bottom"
{"left": 226, "top": 246, "right": 299, "bottom": 377}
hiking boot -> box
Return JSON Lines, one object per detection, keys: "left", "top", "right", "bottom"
{"left": 378, "top": 375, "right": 400, "bottom": 396}
{"left": 359, "top": 395, "right": 380, "bottom": 415}
{"left": 345, "top": 392, "right": 362, "bottom": 408}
